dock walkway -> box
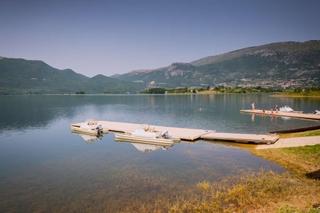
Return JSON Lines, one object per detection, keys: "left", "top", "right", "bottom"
{"left": 98, "top": 120, "right": 207, "bottom": 140}
{"left": 73, "top": 120, "right": 279, "bottom": 144}
{"left": 256, "top": 136, "right": 320, "bottom": 149}
{"left": 240, "top": 109, "right": 320, "bottom": 120}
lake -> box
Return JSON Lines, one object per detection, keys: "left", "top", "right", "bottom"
{"left": 0, "top": 94, "right": 319, "bottom": 212}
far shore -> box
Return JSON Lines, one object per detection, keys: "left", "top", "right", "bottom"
{"left": 271, "top": 90, "right": 320, "bottom": 98}
{"left": 1, "top": 91, "right": 317, "bottom": 96}
{"left": 1, "top": 87, "right": 320, "bottom": 97}
{"left": 271, "top": 93, "right": 320, "bottom": 98}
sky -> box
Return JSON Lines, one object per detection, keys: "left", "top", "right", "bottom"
{"left": 1, "top": 0, "right": 320, "bottom": 76}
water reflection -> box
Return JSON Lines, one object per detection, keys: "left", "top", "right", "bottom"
{"left": 0, "top": 95, "right": 319, "bottom": 133}
{"left": 117, "top": 140, "right": 172, "bottom": 153}
{"left": 72, "top": 130, "right": 173, "bottom": 152}
{"left": 73, "top": 132, "right": 103, "bottom": 144}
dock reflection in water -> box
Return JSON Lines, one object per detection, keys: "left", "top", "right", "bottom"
{"left": 73, "top": 132, "right": 173, "bottom": 153}
{"left": 73, "top": 131, "right": 173, "bottom": 152}
{"left": 72, "top": 132, "right": 104, "bottom": 144}
{"left": 115, "top": 138, "right": 173, "bottom": 153}
{"left": 118, "top": 140, "right": 171, "bottom": 153}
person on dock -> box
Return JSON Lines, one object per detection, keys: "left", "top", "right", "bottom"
{"left": 251, "top": 102, "right": 255, "bottom": 110}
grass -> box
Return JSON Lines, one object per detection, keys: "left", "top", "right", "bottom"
{"left": 169, "top": 171, "right": 320, "bottom": 213}
{"left": 280, "top": 129, "right": 320, "bottom": 138}
{"left": 273, "top": 89, "right": 320, "bottom": 97}
{"left": 164, "top": 145, "right": 320, "bottom": 213}
{"left": 88, "top": 170, "right": 319, "bottom": 213}
{"left": 278, "top": 205, "right": 320, "bottom": 213}
{"left": 118, "top": 145, "right": 320, "bottom": 212}
{"left": 254, "top": 145, "right": 320, "bottom": 173}
{"left": 4, "top": 141, "right": 318, "bottom": 212}
{"left": 101, "top": 144, "right": 320, "bottom": 212}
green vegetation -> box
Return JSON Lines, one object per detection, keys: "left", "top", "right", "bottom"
{"left": 278, "top": 205, "right": 320, "bottom": 213}
{"left": 0, "top": 58, "right": 144, "bottom": 94}
{"left": 85, "top": 145, "right": 319, "bottom": 212}
{"left": 107, "top": 170, "right": 320, "bottom": 212}
{"left": 142, "top": 86, "right": 320, "bottom": 97}
{"left": 75, "top": 91, "right": 85, "bottom": 94}
{"left": 274, "top": 88, "right": 320, "bottom": 97}
{"left": 255, "top": 145, "right": 320, "bottom": 173}
{"left": 142, "top": 86, "right": 281, "bottom": 94}
{"left": 163, "top": 145, "right": 320, "bottom": 212}
{"left": 213, "top": 86, "right": 277, "bottom": 93}
{"left": 280, "top": 129, "right": 320, "bottom": 138}
{"left": 142, "top": 87, "right": 194, "bottom": 94}
{"left": 283, "top": 145, "right": 320, "bottom": 170}
{"left": 143, "top": 88, "right": 167, "bottom": 94}
{"left": 169, "top": 171, "right": 320, "bottom": 213}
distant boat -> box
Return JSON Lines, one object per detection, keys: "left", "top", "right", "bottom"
{"left": 115, "top": 128, "right": 179, "bottom": 146}
{"left": 70, "top": 120, "right": 103, "bottom": 136}
{"left": 279, "top": 106, "right": 303, "bottom": 113}
{"left": 279, "top": 106, "right": 294, "bottom": 112}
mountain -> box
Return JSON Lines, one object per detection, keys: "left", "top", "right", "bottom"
{"left": 0, "top": 58, "right": 143, "bottom": 94}
{"left": 2, "top": 40, "right": 319, "bottom": 94}
{"left": 114, "top": 40, "right": 320, "bottom": 88}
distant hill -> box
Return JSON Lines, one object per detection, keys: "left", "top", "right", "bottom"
{"left": 114, "top": 40, "right": 320, "bottom": 88}
{"left": 0, "top": 58, "right": 143, "bottom": 94}
{"left": 1, "top": 40, "right": 319, "bottom": 94}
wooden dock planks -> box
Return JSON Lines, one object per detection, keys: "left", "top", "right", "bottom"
{"left": 72, "top": 120, "right": 279, "bottom": 144}
{"left": 256, "top": 136, "right": 320, "bottom": 149}
{"left": 240, "top": 109, "right": 320, "bottom": 120}
{"left": 98, "top": 120, "right": 209, "bottom": 141}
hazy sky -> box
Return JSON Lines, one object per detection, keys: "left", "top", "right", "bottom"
{"left": 1, "top": 0, "right": 320, "bottom": 76}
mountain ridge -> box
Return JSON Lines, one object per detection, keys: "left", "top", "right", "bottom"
{"left": 115, "top": 40, "right": 320, "bottom": 88}
{"left": 0, "top": 57, "right": 143, "bottom": 94}
{"left": 1, "top": 40, "right": 319, "bottom": 94}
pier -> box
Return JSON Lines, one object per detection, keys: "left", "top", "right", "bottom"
{"left": 240, "top": 109, "right": 320, "bottom": 120}
{"left": 72, "top": 120, "right": 279, "bottom": 144}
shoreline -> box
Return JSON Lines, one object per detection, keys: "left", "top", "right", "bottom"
{"left": 256, "top": 136, "right": 320, "bottom": 149}
{"left": 0, "top": 92, "right": 264, "bottom": 96}
{"left": 167, "top": 142, "right": 320, "bottom": 212}
{"left": 1, "top": 91, "right": 320, "bottom": 97}
{"left": 271, "top": 94, "right": 320, "bottom": 98}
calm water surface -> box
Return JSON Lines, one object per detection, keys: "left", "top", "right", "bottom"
{"left": 0, "top": 94, "right": 319, "bottom": 211}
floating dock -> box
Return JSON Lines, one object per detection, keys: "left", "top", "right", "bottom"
{"left": 97, "top": 120, "right": 209, "bottom": 140}
{"left": 201, "top": 132, "right": 278, "bottom": 144}
{"left": 72, "top": 120, "right": 279, "bottom": 144}
{"left": 270, "top": 124, "right": 320, "bottom": 134}
{"left": 240, "top": 109, "right": 320, "bottom": 120}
